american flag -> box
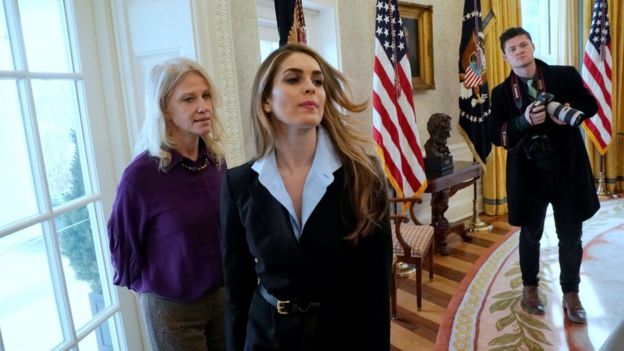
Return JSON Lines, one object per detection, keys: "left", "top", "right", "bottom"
{"left": 274, "top": 0, "right": 307, "bottom": 46}
{"left": 372, "top": 0, "right": 427, "bottom": 197}
{"left": 463, "top": 66, "right": 483, "bottom": 88}
{"left": 581, "top": 0, "right": 612, "bottom": 154}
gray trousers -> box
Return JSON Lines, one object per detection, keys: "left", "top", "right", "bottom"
{"left": 140, "top": 287, "right": 225, "bottom": 351}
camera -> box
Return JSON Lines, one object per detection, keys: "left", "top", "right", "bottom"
{"left": 523, "top": 134, "right": 553, "bottom": 160}
{"left": 533, "top": 92, "right": 584, "bottom": 126}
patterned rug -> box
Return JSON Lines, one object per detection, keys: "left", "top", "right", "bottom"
{"left": 435, "top": 198, "right": 624, "bottom": 351}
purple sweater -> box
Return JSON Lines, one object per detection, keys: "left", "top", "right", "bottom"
{"left": 108, "top": 148, "right": 225, "bottom": 301}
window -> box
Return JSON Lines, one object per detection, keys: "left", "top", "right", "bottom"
{"left": 521, "top": 0, "right": 561, "bottom": 64}
{"left": 0, "top": 1, "right": 122, "bottom": 350}
{"left": 256, "top": 0, "right": 340, "bottom": 68}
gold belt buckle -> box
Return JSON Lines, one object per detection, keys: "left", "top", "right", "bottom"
{"left": 276, "top": 300, "right": 290, "bottom": 315}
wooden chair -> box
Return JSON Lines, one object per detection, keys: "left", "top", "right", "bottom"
{"left": 390, "top": 255, "right": 398, "bottom": 318}
{"left": 389, "top": 195, "right": 434, "bottom": 316}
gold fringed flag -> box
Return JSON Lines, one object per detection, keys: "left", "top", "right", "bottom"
{"left": 372, "top": 0, "right": 427, "bottom": 197}
{"left": 458, "top": 0, "right": 491, "bottom": 166}
{"left": 581, "top": 0, "right": 613, "bottom": 154}
{"left": 274, "top": 0, "right": 307, "bottom": 46}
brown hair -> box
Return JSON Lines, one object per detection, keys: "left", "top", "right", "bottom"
{"left": 250, "top": 44, "right": 387, "bottom": 241}
{"left": 499, "top": 27, "right": 533, "bottom": 53}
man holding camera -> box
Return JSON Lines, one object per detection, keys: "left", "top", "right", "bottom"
{"left": 489, "top": 27, "right": 599, "bottom": 323}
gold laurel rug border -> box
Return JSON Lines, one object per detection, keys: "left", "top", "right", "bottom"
{"left": 439, "top": 198, "right": 624, "bottom": 351}
{"left": 449, "top": 232, "right": 519, "bottom": 351}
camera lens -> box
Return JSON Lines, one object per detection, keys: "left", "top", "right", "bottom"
{"left": 546, "top": 102, "right": 584, "bottom": 126}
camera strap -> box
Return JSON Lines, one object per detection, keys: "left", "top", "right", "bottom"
{"left": 511, "top": 67, "right": 546, "bottom": 111}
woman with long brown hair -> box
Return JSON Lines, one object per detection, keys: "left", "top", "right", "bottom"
{"left": 220, "top": 44, "right": 392, "bottom": 350}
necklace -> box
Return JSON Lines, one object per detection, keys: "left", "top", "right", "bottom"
{"left": 179, "top": 155, "right": 209, "bottom": 172}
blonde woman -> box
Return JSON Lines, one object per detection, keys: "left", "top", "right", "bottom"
{"left": 220, "top": 44, "right": 392, "bottom": 350}
{"left": 109, "top": 57, "right": 226, "bottom": 350}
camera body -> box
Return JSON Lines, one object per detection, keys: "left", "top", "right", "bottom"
{"left": 523, "top": 134, "right": 553, "bottom": 160}
{"left": 533, "top": 92, "right": 584, "bottom": 127}
{"left": 522, "top": 92, "right": 586, "bottom": 160}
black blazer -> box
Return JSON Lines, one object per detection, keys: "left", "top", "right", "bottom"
{"left": 220, "top": 161, "right": 392, "bottom": 351}
{"left": 489, "top": 59, "right": 599, "bottom": 225}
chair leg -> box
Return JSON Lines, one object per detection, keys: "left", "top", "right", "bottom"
{"left": 429, "top": 241, "right": 434, "bottom": 281}
{"left": 416, "top": 257, "right": 422, "bottom": 310}
{"left": 390, "top": 262, "right": 397, "bottom": 319}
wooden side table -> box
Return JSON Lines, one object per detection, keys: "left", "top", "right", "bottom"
{"left": 425, "top": 161, "right": 482, "bottom": 255}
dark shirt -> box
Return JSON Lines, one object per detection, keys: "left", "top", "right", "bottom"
{"left": 108, "top": 146, "right": 225, "bottom": 301}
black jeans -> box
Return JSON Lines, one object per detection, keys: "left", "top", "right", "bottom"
{"left": 518, "top": 172, "right": 583, "bottom": 293}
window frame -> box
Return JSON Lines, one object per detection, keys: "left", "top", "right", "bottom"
{"left": 521, "top": 0, "right": 561, "bottom": 64}
{"left": 0, "top": 0, "right": 132, "bottom": 349}
{"left": 256, "top": 0, "right": 341, "bottom": 69}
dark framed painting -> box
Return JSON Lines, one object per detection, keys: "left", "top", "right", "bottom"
{"left": 398, "top": 2, "right": 434, "bottom": 90}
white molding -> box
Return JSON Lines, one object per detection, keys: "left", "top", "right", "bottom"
{"left": 189, "top": 0, "right": 216, "bottom": 78}
{"left": 110, "top": 0, "right": 140, "bottom": 154}
{"left": 449, "top": 141, "right": 473, "bottom": 161}
{"left": 209, "top": 0, "right": 246, "bottom": 166}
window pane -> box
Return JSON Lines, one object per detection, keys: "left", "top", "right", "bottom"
{"left": 56, "top": 205, "right": 109, "bottom": 330}
{"left": 18, "top": 0, "right": 73, "bottom": 72}
{"left": 0, "top": 224, "right": 64, "bottom": 350}
{"left": 78, "top": 317, "right": 116, "bottom": 351}
{"left": 31, "top": 79, "right": 87, "bottom": 207}
{"left": 0, "top": 80, "right": 39, "bottom": 228}
{"left": 259, "top": 40, "right": 279, "bottom": 61}
{"left": 521, "top": 0, "right": 556, "bottom": 64}
{"left": 258, "top": 23, "right": 279, "bottom": 62}
{"left": 0, "top": 3, "right": 14, "bottom": 70}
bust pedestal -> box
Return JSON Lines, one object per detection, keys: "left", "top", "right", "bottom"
{"left": 424, "top": 155, "right": 454, "bottom": 178}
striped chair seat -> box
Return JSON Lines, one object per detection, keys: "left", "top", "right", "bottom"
{"left": 392, "top": 223, "right": 434, "bottom": 257}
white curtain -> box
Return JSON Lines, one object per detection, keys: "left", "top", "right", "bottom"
{"left": 556, "top": 0, "right": 579, "bottom": 66}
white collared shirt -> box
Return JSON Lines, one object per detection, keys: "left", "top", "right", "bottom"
{"left": 252, "top": 127, "right": 342, "bottom": 240}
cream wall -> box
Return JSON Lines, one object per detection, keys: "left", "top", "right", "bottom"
{"left": 337, "top": 0, "right": 467, "bottom": 151}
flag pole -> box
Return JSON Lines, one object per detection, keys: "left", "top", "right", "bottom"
{"left": 466, "top": 159, "right": 492, "bottom": 232}
{"left": 596, "top": 153, "right": 618, "bottom": 199}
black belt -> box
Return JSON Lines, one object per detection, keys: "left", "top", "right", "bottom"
{"left": 258, "top": 285, "right": 321, "bottom": 315}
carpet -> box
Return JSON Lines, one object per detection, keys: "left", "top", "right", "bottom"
{"left": 435, "top": 198, "right": 624, "bottom": 351}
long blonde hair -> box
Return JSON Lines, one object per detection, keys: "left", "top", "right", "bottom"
{"left": 250, "top": 44, "right": 387, "bottom": 241}
{"left": 135, "top": 57, "right": 225, "bottom": 169}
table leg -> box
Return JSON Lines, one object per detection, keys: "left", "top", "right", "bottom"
{"left": 430, "top": 189, "right": 450, "bottom": 255}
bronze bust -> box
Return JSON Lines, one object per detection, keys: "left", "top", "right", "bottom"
{"left": 424, "top": 113, "right": 453, "bottom": 177}
{"left": 424, "top": 113, "right": 452, "bottom": 158}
